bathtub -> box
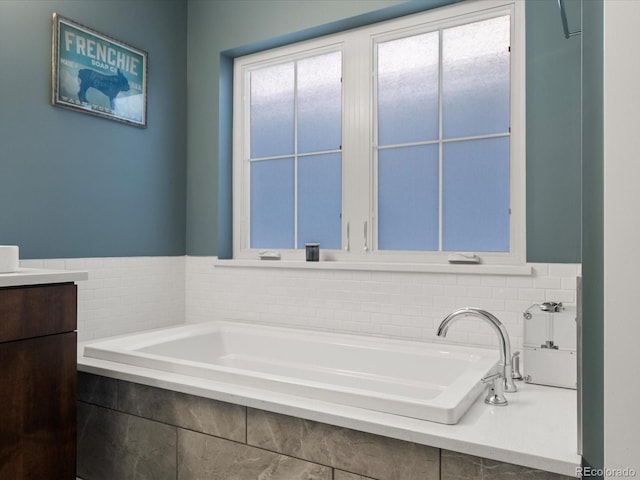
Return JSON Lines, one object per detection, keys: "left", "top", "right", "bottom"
{"left": 83, "top": 321, "right": 499, "bottom": 424}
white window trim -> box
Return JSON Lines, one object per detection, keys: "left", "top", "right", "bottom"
{"left": 232, "top": 0, "right": 525, "bottom": 268}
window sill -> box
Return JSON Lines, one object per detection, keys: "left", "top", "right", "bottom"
{"left": 212, "top": 258, "right": 532, "bottom": 276}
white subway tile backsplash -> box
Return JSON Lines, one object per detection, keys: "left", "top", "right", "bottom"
{"left": 529, "top": 263, "right": 550, "bottom": 276}
{"left": 466, "top": 286, "right": 493, "bottom": 298}
{"left": 186, "top": 257, "right": 580, "bottom": 351}
{"left": 492, "top": 287, "right": 519, "bottom": 300}
{"left": 506, "top": 275, "right": 534, "bottom": 288}
{"left": 456, "top": 275, "right": 483, "bottom": 286}
{"left": 23, "top": 255, "right": 578, "bottom": 351}
{"left": 42, "top": 259, "right": 67, "bottom": 270}
{"left": 518, "top": 288, "right": 543, "bottom": 300}
{"left": 481, "top": 275, "right": 507, "bottom": 287}
{"left": 505, "top": 299, "right": 536, "bottom": 312}
{"left": 561, "top": 277, "right": 579, "bottom": 290}
{"left": 433, "top": 295, "right": 459, "bottom": 309}
{"left": 45, "top": 256, "right": 185, "bottom": 342}
{"left": 20, "top": 259, "right": 44, "bottom": 268}
{"left": 544, "top": 289, "right": 576, "bottom": 303}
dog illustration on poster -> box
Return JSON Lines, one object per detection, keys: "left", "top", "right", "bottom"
{"left": 77, "top": 68, "right": 130, "bottom": 110}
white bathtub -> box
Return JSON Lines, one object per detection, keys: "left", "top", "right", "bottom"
{"left": 83, "top": 321, "right": 499, "bottom": 424}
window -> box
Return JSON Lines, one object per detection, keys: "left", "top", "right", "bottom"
{"left": 247, "top": 51, "right": 342, "bottom": 250}
{"left": 233, "top": 0, "right": 525, "bottom": 265}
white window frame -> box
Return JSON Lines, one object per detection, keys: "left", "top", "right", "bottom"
{"left": 233, "top": 0, "right": 525, "bottom": 266}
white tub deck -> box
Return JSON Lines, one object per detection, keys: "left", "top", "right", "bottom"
{"left": 79, "top": 320, "right": 581, "bottom": 477}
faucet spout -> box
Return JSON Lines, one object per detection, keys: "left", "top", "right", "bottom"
{"left": 437, "top": 308, "right": 517, "bottom": 394}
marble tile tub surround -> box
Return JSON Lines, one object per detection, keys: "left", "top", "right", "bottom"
{"left": 187, "top": 256, "right": 581, "bottom": 350}
{"left": 77, "top": 373, "right": 575, "bottom": 480}
{"left": 19, "top": 257, "right": 185, "bottom": 342}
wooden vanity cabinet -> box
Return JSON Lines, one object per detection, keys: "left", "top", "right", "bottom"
{"left": 0, "top": 283, "right": 77, "bottom": 479}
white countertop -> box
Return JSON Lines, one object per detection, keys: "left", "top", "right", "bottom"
{"left": 78, "top": 345, "right": 581, "bottom": 477}
{"left": 0, "top": 268, "right": 88, "bottom": 288}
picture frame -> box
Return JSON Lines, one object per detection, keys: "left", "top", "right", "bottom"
{"left": 51, "top": 13, "right": 148, "bottom": 128}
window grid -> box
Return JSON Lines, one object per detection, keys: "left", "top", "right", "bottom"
{"left": 247, "top": 53, "right": 342, "bottom": 250}
{"left": 373, "top": 15, "right": 511, "bottom": 253}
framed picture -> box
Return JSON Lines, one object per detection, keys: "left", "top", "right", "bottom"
{"left": 51, "top": 13, "right": 148, "bottom": 128}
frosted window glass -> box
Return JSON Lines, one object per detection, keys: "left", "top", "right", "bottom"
{"left": 442, "top": 16, "right": 510, "bottom": 139}
{"left": 442, "top": 138, "right": 510, "bottom": 251}
{"left": 298, "top": 52, "right": 342, "bottom": 154}
{"left": 377, "top": 32, "right": 439, "bottom": 145}
{"left": 250, "top": 63, "right": 294, "bottom": 158}
{"left": 297, "top": 153, "right": 342, "bottom": 249}
{"left": 250, "top": 159, "right": 294, "bottom": 248}
{"left": 378, "top": 145, "right": 439, "bottom": 250}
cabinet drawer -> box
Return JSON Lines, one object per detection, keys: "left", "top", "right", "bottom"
{"left": 0, "top": 284, "right": 77, "bottom": 343}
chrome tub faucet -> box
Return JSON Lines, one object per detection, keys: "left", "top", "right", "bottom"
{"left": 437, "top": 308, "right": 518, "bottom": 406}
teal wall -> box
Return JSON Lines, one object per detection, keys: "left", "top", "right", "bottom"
{"left": 581, "top": 0, "right": 604, "bottom": 473}
{"left": 526, "top": 0, "right": 582, "bottom": 263}
{"left": 0, "top": 0, "right": 187, "bottom": 259}
{"left": 0, "top": 0, "right": 583, "bottom": 262}
{"left": 187, "top": 0, "right": 583, "bottom": 263}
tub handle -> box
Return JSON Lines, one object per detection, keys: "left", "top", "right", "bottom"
{"left": 481, "top": 371, "right": 502, "bottom": 384}
{"left": 481, "top": 371, "right": 508, "bottom": 406}
{"left": 511, "top": 351, "right": 523, "bottom": 380}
